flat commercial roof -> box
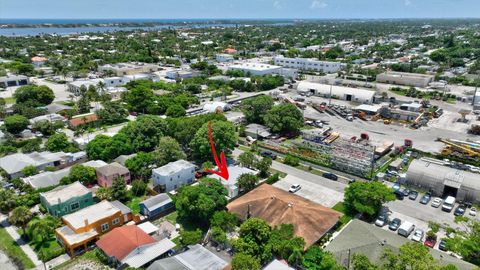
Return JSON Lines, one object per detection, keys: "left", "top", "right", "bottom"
{"left": 229, "top": 62, "right": 281, "bottom": 71}
{"left": 152, "top": 160, "right": 194, "bottom": 177}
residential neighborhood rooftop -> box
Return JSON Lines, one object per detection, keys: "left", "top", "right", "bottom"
{"left": 40, "top": 181, "right": 90, "bottom": 205}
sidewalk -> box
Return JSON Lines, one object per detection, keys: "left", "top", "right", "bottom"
{"left": 0, "top": 214, "right": 42, "bottom": 267}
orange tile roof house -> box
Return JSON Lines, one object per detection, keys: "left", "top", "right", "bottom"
{"left": 55, "top": 200, "right": 133, "bottom": 256}
{"left": 69, "top": 114, "right": 99, "bottom": 128}
{"left": 97, "top": 225, "right": 176, "bottom": 269}
{"left": 227, "top": 184, "right": 342, "bottom": 248}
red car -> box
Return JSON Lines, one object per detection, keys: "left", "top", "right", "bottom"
{"left": 195, "top": 171, "right": 209, "bottom": 179}
{"left": 424, "top": 235, "right": 437, "bottom": 248}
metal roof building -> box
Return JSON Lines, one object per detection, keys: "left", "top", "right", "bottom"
{"left": 406, "top": 159, "right": 480, "bottom": 204}
{"left": 147, "top": 244, "right": 227, "bottom": 270}
{"left": 297, "top": 82, "right": 375, "bottom": 104}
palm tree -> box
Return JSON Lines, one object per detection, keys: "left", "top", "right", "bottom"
{"left": 8, "top": 206, "right": 33, "bottom": 236}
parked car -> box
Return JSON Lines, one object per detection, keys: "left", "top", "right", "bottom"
{"left": 424, "top": 235, "right": 437, "bottom": 248}
{"left": 398, "top": 222, "right": 415, "bottom": 237}
{"left": 260, "top": 151, "right": 277, "bottom": 160}
{"left": 322, "top": 172, "right": 338, "bottom": 181}
{"left": 289, "top": 184, "right": 301, "bottom": 193}
{"left": 412, "top": 229, "right": 424, "bottom": 242}
{"left": 195, "top": 171, "right": 209, "bottom": 179}
{"left": 408, "top": 191, "right": 418, "bottom": 200}
{"left": 388, "top": 218, "right": 401, "bottom": 231}
{"left": 431, "top": 198, "right": 442, "bottom": 208}
{"left": 454, "top": 204, "right": 467, "bottom": 216}
{"left": 469, "top": 207, "right": 477, "bottom": 217}
{"left": 392, "top": 183, "right": 400, "bottom": 191}
{"left": 375, "top": 215, "right": 388, "bottom": 227}
{"left": 420, "top": 192, "right": 431, "bottom": 204}
{"left": 439, "top": 239, "right": 448, "bottom": 251}
{"left": 442, "top": 196, "right": 456, "bottom": 212}
{"left": 394, "top": 189, "right": 405, "bottom": 200}
{"left": 402, "top": 188, "right": 411, "bottom": 197}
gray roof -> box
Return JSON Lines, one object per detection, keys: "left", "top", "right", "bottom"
{"left": 24, "top": 167, "right": 71, "bottom": 189}
{"left": 0, "top": 152, "right": 65, "bottom": 175}
{"left": 147, "top": 244, "right": 228, "bottom": 270}
{"left": 325, "top": 219, "right": 475, "bottom": 270}
{"left": 82, "top": 160, "right": 108, "bottom": 168}
{"left": 141, "top": 193, "right": 172, "bottom": 212}
{"left": 407, "top": 159, "right": 480, "bottom": 191}
{"left": 114, "top": 154, "right": 137, "bottom": 166}
{"left": 263, "top": 259, "right": 295, "bottom": 270}
{"left": 122, "top": 239, "right": 176, "bottom": 268}
{"left": 152, "top": 160, "right": 194, "bottom": 177}
{"left": 110, "top": 200, "right": 132, "bottom": 215}
{"left": 62, "top": 200, "right": 124, "bottom": 230}
{"left": 45, "top": 104, "right": 73, "bottom": 114}
{"left": 96, "top": 162, "right": 129, "bottom": 176}
{"left": 40, "top": 181, "right": 90, "bottom": 205}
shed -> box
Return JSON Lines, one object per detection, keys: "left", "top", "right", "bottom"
{"left": 139, "top": 193, "right": 174, "bottom": 218}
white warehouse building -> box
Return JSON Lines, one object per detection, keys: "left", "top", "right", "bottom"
{"left": 228, "top": 62, "right": 297, "bottom": 78}
{"left": 274, "top": 56, "right": 343, "bottom": 73}
{"left": 297, "top": 81, "right": 375, "bottom": 104}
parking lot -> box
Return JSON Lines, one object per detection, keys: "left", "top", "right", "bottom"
{"left": 273, "top": 174, "right": 344, "bottom": 208}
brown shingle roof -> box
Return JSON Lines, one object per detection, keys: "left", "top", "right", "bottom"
{"left": 69, "top": 114, "right": 99, "bottom": 127}
{"left": 227, "top": 184, "right": 342, "bottom": 248}
{"left": 96, "top": 162, "right": 129, "bottom": 177}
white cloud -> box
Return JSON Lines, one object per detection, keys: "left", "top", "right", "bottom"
{"left": 310, "top": 0, "right": 328, "bottom": 9}
{"left": 273, "top": 0, "right": 282, "bottom": 9}
{"left": 404, "top": 0, "right": 412, "bottom": 6}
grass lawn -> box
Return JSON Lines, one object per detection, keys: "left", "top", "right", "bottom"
{"left": 127, "top": 196, "right": 144, "bottom": 214}
{"left": 4, "top": 97, "right": 16, "bottom": 104}
{"left": 0, "top": 227, "right": 35, "bottom": 269}
{"left": 31, "top": 238, "right": 64, "bottom": 262}
{"left": 165, "top": 211, "right": 178, "bottom": 225}
{"left": 332, "top": 202, "right": 354, "bottom": 229}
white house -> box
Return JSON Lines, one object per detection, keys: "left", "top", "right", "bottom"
{"left": 152, "top": 160, "right": 195, "bottom": 192}
{"left": 210, "top": 166, "right": 256, "bottom": 198}
{"left": 274, "top": 56, "right": 343, "bottom": 73}
{"left": 216, "top": 54, "right": 234, "bottom": 62}
{"left": 0, "top": 75, "right": 29, "bottom": 88}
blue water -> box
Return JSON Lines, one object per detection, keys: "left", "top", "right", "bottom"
{"left": 0, "top": 19, "right": 292, "bottom": 36}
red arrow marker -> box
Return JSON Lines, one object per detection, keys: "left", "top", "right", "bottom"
{"left": 205, "top": 121, "right": 229, "bottom": 181}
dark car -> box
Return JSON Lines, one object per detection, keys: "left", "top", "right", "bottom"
{"left": 403, "top": 188, "right": 411, "bottom": 197}
{"left": 260, "top": 151, "right": 277, "bottom": 160}
{"left": 439, "top": 240, "right": 448, "bottom": 251}
{"left": 408, "top": 191, "right": 418, "bottom": 200}
{"left": 394, "top": 189, "right": 405, "bottom": 200}
{"left": 322, "top": 172, "right": 338, "bottom": 181}
{"left": 388, "top": 218, "right": 401, "bottom": 231}
{"left": 454, "top": 204, "right": 467, "bottom": 216}
{"left": 420, "top": 192, "right": 431, "bottom": 204}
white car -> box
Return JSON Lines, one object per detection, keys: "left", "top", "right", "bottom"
{"left": 411, "top": 229, "right": 424, "bottom": 242}
{"left": 289, "top": 184, "right": 301, "bottom": 193}
{"left": 431, "top": 198, "right": 443, "bottom": 208}
{"left": 469, "top": 207, "right": 477, "bottom": 217}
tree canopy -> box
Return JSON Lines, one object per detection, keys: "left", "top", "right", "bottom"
{"left": 264, "top": 104, "right": 304, "bottom": 135}
{"left": 190, "top": 120, "right": 237, "bottom": 161}
{"left": 344, "top": 181, "right": 395, "bottom": 217}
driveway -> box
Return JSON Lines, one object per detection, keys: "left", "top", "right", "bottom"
{"left": 273, "top": 174, "right": 344, "bottom": 208}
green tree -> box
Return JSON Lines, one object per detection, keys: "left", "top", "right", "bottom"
{"left": 211, "top": 226, "right": 227, "bottom": 245}
{"left": 238, "top": 151, "right": 257, "bottom": 168}
{"left": 264, "top": 104, "right": 303, "bottom": 134}
{"left": 352, "top": 254, "right": 379, "bottom": 270}
{"left": 231, "top": 253, "right": 261, "bottom": 270}
{"left": 154, "top": 136, "right": 186, "bottom": 166}
{"left": 234, "top": 218, "right": 272, "bottom": 263}
{"left": 242, "top": 95, "right": 274, "bottom": 124}
{"left": 175, "top": 178, "right": 228, "bottom": 225}
{"left": 190, "top": 120, "right": 237, "bottom": 161}
{"left": 131, "top": 180, "right": 147, "bottom": 197}
{"left": 269, "top": 224, "right": 305, "bottom": 265}
{"left": 179, "top": 228, "right": 202, "bottom": 246}
{"left": 13, "top": 85, "right": 54, "bottom": 106}
{"left": 344, "top": 181, "right": 395, "bottom": 217}
{"left": 255, "top": 157, "right": 272, "bottom": 177}
{"left": 32, "top": 120, "right": 60, "bottom": 136}
{"left": 166, "top": 104, "right": 186, "bottom": 118}
{"left": 125, "top": 152, "right": 155, "bottom": 181}
{"left": 46, "top": 133, "right": 70, "bottom": 152}
{"left": 97, "top": 101, "right": 128, "bottom": 124}
{"left": 4, "top": 114, "right": 29, "bottom": 134}
{"left": 283, "top": 155, "right": 299, "bottom": 166}
{"left": 22, "top": 165, "right": 37, "bottom": 177}
{"left": 0, "top": 188, "right": 17, "bottom": 212}
{"left": 96, "top": 187, "right": 111, "bottom": 200}
{"left": 210, "top": 211, "right": 237, "bottom": 232}
{"left": 68, "top": 165, "right": 97, "bottom": 186}
{"left": 445, "top": 217, "right": 480, "bottom": 265}
{"left": 302, "top": 246, "right": 342, "bottom": 270}
{"left": 110, "top": 177, "right": 129, "bottom": 202}
{"left": 237, "top": 173, "right": 259, "bottom": 192}
{"left": 119, "top": 115, "right": 166, "bottom": 152}
{"left": 9, "top": 206, "right": 33, "bottom": 236}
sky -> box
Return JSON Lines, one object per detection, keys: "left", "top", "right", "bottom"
{"left": 0, "top": 0, "right": 479, "bottom": 20}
